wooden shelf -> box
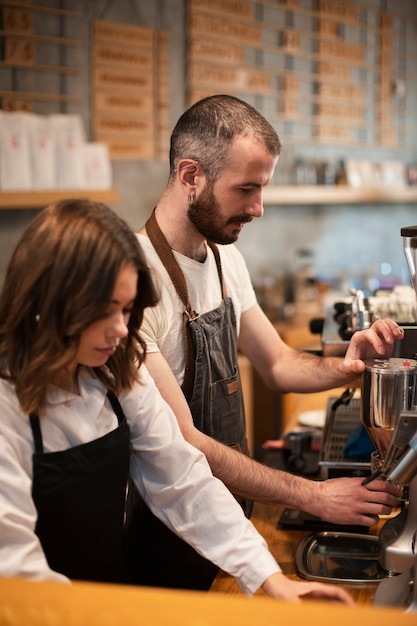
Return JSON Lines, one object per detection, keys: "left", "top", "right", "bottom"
{"left": 0, "top": 189, "right": 119, "bottom": 209}
{"left": 0, "top": 1, "right": 81, "bottom": 18}
{"left": 263, "top": 185, "right": 417, "bottom": 205}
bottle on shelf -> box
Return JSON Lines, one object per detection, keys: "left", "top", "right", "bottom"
{"left": 335, "top": 159, "right": 347, "bottom": 185}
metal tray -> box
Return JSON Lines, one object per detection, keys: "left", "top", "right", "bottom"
{"left": 295, "top": 531, "right": 387, "bottom": 583}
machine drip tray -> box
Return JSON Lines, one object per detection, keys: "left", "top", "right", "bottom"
{"left": 295, "top": 532, "right": 387, "bottom": 583}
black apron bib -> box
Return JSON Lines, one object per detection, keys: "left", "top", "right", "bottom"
{"left": 124, "top": 211, "right": 248, "bottom": 591}
{"left": 30, "top": 391, "right": 130, "bottom": 583}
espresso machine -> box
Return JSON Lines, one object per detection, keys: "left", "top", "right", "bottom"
{"left": 361, "top": 356, "right": 417, "bottom": 611}
{"left": 368, "top": 225, "right": 417, "bottom": 610}
{"left": 295, "top": 225, "right": 417, "bottom": 612}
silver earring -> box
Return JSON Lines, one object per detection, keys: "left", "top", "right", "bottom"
{"left": 188, "top": 194, "right": 194, "bottom": 205}
{"left": 35, "top": 314, "right": 40, "bottom": 322}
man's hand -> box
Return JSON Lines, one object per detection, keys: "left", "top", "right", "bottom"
{"left": 342, "top": 318, "right": 404, "bottom": 377}
{"left": 307, "top": 476, "right": 402, "bottom": 527}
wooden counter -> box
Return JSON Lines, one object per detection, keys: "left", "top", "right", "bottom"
{"left": 211, "top": 500, "right": 385, "bottom": 606}
{"left": 0, "top": 573, "right": 413, "bottom": 626}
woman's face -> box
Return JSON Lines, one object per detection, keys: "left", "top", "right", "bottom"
{"left": 75, "top": 263, "right": 138, "bottom": 370}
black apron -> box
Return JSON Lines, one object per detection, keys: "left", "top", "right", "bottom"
{"left": 124, "top": 211, "right": 248, "bottom": 591}
{"left": 30, "top": 391, "right": 130, "bottom": 583}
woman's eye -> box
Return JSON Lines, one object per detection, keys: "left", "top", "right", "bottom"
{"left": 99, "top": 304, "right": 134, "bottom": 321}
{"left": 101, "top": 309, "right": 119, "bottom": 320}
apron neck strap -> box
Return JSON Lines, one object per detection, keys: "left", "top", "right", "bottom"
{"left": 29, "top": 391, "right": 125, "bottom": 456}
{"left": 145, "top": 209, "right": 227, "bottom": 400}
{"left": 30, "top": 414, "right": 43, "bottom": 454}
{"left": 145, "top": 209, "right": 227, "bottom": 309}
{"left": 207, "top": 241, "right": 227, "bottom": 299}
{"left": 106, "top": 391, "right": 125, "bottom": 426}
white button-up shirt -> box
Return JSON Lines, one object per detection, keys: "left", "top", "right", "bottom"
{"left": 0, "top": 365, "right": 280, "bottom": 595}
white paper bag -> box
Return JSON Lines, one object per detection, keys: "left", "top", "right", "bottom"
{"left": 50, "top": 114, "right": 87, "bottom": 189}
{"left": 0, "top": 111, "right": 33, "bottom": 190}
{"left": 27, "top": 113, "right": 56, "bottom": 189}
{"left": 83, "top": 142, "right": 112, "bottom": 190}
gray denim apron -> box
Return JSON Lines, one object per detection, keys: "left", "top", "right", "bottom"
{"left": 183, "top": 284, "right": 246, "bottom": 448}
{"left": 145, "top": 209, "right": 248, "bottom": 452}
{"left": 124, "top": 210, "right": 249, "bottom": 591}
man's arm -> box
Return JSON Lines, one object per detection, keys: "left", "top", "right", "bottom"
{"left": 144, "top": 351, "right": 402, "bottom": 527}
{"left": 238, "top": 303, "right": 404, "bottom": 393}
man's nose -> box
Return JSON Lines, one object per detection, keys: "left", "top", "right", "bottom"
{"left": 246, "top": 190, "right": 264, "bottom": 218}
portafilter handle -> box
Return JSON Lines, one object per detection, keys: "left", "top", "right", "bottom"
{"left": 401, "top": 225, "right": 417, "bottom": 293}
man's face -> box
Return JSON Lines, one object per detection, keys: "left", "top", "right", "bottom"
{"left": 187, "top": 136, "right": 278, "bottom": 244}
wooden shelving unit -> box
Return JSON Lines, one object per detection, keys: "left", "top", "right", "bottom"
{"left": 2, "top": 186, "right": 415, "bottom": 209}
{"left": 263, "top": 185, "right": 417, "bottom": 206}
{"left": 187, "top": 1, "right": 409, "bottom": 149}
{"left": 0, "top": 189, "right": 119, "bottom": 209}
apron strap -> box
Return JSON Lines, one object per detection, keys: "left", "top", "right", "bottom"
{"left": 207, "top": 241, "right": 227, "bottom": 299}
{"left": 146, "top": 209, "right": 194, "bottom": 317}
{"left": 29, "top": 414, "right": 43, "bottom": 454}
{"left": 145, "top": 209, "right": 227, "bottom": 400}
{"left": 107, "top": 391, "right": 125, "bottom": 426}
{"left": 145, "top": 209, "right": 227, "bottom": 306}
{"left": 146, "top": 210, "right": 196, "bottom": 398}
{"left": 29, "top": 391, "right": 124, "bottom": 456}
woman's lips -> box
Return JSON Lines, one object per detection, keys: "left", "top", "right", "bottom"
{"left": 97, "top": 346, "right": 117, "bottom": 357}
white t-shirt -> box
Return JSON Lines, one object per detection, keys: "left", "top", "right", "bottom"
{"left": 138, "top": 234, "right": 257, "bottom": 385}
{"left": 0, "top": 365, "right": 280, "bottom": 594}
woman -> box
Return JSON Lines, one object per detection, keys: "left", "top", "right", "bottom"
{"left": 0, "top": 199, "right": 352, "bottom": 604}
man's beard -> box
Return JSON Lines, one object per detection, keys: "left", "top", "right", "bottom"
{"left": 187, "top": 182, "right": 251, "bottom": 245}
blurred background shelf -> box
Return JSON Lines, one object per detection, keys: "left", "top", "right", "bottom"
{"left": 263, "top": 185, "right": 417, "bottom": 205}
{"left": 0, "top": 189, "right": 119, "bottom": 209}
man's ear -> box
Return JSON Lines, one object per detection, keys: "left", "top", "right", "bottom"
{"left": 177, "top": 159, "right": 200, "bottom": 186}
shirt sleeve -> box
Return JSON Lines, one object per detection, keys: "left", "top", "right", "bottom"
{"left": 123, "top": 366, "right": 281, "bottom": 595}
{"left": 139, "top": 305, "right": 162, "bottom": 353}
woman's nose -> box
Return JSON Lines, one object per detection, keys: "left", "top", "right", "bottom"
{"left": 111, "top": 311, "right": 129, "bottom": 339}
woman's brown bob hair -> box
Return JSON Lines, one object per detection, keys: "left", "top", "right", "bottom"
{"left": 0, "top": 198, "right": 158, "bottom": 416}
